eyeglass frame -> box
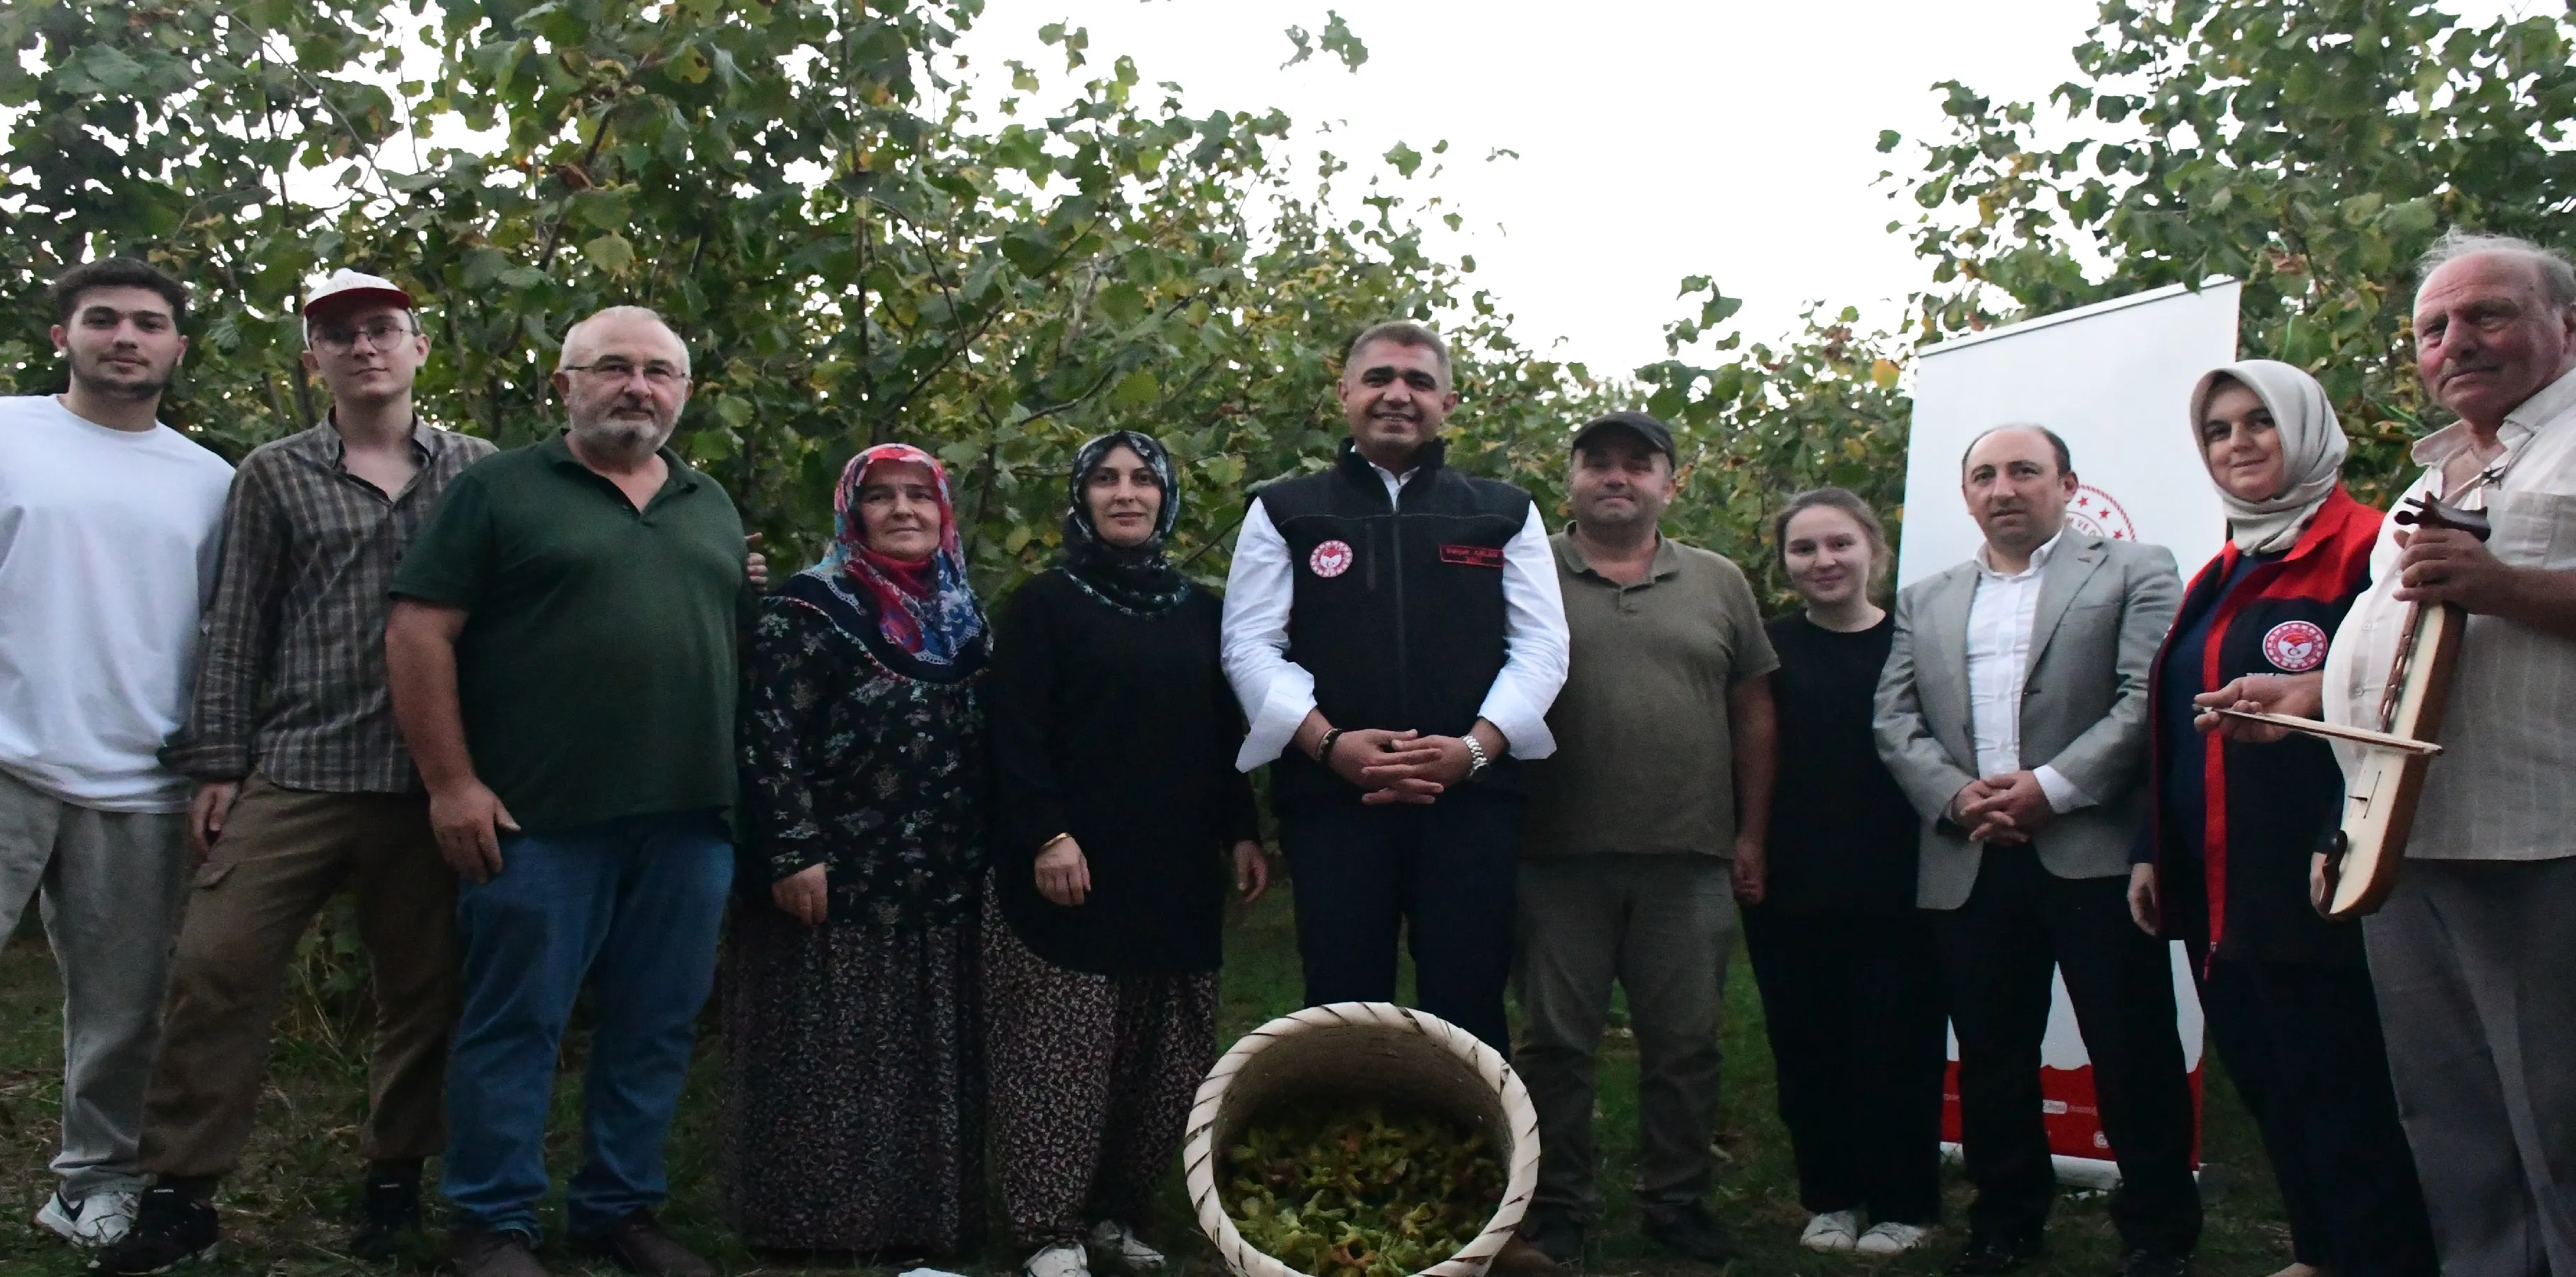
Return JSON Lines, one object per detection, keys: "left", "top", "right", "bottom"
{"left": 306, "top": 317, "right": 421, "bottom": 353}
{"left": 559, "top": 358, "right": 691, "bottom": 388}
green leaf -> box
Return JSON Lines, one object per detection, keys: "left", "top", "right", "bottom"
{"left": 1095, "top": 280, "right": 1147, "bottom": 326}
{"left": 71, "top": 46, "right": 150, "bottom": 95}
{"left": 580, "top": 232, "right": 636, "bottom": 276}
{"left": 667, "top": 42, "right": 712, "bottom": 84}
{"left": 1384, "top": 142, "right": 1422, "bottom": 177}
{"left": 1108, "top": 367, "right": 1158, "bottom": 408}
{"left": 462, "top": 248, "right": 512, "bottom": 289}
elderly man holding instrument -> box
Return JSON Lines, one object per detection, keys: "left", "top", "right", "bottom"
{"left": 2205, "top": 228, "right": 2576, "bottom": 1277}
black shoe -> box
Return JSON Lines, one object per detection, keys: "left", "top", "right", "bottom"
{"left": 450, "top": 1226, "right": 551, "bottom": 1277}
{"left": 571, "top": 1210, "right": 715, "bottom": 1277}
{"left": 1518, "top": 1208, "right": 1585, "bottom": 1266}
{"left": 1948, "top": 1234, "right": 2044, "bottom": 1276}
{"left": 1640, "top": 1202, "right": 1736, "bottom": 1265}
{"left": 2116, "top": 1248, "right": 2190, "bottom": 1277}
{"left": 85, "top": 1184, "right": 217, "bottom": 1274}
{"left": 347, "top": 1163, "right": 423, "bottom": 1261}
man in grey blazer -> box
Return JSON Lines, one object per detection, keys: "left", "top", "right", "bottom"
{"left": 1874, "top": 425, "right": 2196, "bottom": 1277}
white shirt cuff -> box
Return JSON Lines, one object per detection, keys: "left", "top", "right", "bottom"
{"left": 2034, "top": 764, "right": 2093, "bottom": 814}
{"left": 1235, "top": 670, "right": 1317, "bottom": 773}
{"left": 1474, "top": 689, "right": 1557, "bottom": 761}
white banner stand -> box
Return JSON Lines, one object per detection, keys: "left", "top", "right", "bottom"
{"left": 1898, "top": 279, "right": 2241, "bottom": 1186}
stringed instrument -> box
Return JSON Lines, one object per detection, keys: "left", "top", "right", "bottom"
{"left": 2214, "top": 494, "right": 2490, "bottom": 919}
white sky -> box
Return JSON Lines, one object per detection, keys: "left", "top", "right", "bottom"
{"left": 952, "top": 0, "right": 2117, "bottom": 374}
{"left": 954, "top": 0, "right": 2537, "bottom": 376}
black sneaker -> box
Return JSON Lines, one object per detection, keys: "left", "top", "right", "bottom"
{"left": 1640, "top": 1202, "right": 1736, "bottom": 1265}
{"left": 85, "top": 1184, "right": 217, "bottom": 1274}
{"left": 347, "top": 1163, "right": 423, "bottom": 1261}
{"left": 1948, "top": 1233, "right": 2045, "bottom": 1276}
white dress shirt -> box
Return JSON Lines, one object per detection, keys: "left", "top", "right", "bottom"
{"left": 1963, "top": 529, "right": 2091, "bottom": 815}
{"left": 1220, "top": 459, "right": 1570, "bottom": 773}
{"left": 2322, "top": 363, "right": 2576, "bottom": 860}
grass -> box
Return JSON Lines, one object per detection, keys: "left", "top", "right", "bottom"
{"left": 0, "top": 890, "right": 2291, "bottom": 1276}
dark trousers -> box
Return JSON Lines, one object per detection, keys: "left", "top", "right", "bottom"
{"left": 1743, "top": 904, "right": 1948, "bottom": 1225}
{"left": 1934, "top": 846, "right": 2201, "bottom": 1255}
{"left": 2190, "top": 949, "right": 2435, "bottom": 1277}
{"left": 1278, "top": 791, "right": 1522, "bottom": 1053}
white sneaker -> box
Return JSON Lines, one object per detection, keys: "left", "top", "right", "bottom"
{"left": 1027, "top": 1242, "right": 1092, "bottom": 1277}
{"left": 1800, "top": 1210, "right": 1860, "bottom": 1253}
{"left": 1855, "top": 1222, "right": 1931, "bottom": 1255}
{"left": 35, "top": 1187, "right": 139, "bottom": 1247}
{"left": 1090, "top": 1220, "right": 1167, "bottom": 1271}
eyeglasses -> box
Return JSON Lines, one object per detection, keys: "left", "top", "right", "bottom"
{"left": 311, "top": 321, "right": 415, "bottom": 352}
{"left": 562, "top": 359, "right": 689, "bottom": 388}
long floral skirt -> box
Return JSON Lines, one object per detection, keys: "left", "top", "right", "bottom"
{"left": 982, "top": 886, "right": 1220, "bottom": 1249}
{"left": 720, "top": 896, "right": 984, "bottom": 1254}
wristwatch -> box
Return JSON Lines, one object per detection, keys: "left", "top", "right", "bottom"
{"left": 1462, "top": 735, "right": 1491, "bottom": 780}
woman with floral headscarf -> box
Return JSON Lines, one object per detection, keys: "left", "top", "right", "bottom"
{"left": 2127, "top": 362, "right": 2435, "bottom": 1277}
{"left": 983, "top": 431, "right": 1268, "bottom": 1277}
{"left": 721, "top": 443, "right": 991, "bottom": 1259}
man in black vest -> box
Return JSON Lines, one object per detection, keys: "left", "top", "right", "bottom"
{"left": 1222, "top": 321, "right": 1570, "bottom": 1053}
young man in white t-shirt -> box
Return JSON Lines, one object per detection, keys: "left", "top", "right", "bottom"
{"left": 0, "top": 257, "right": 234, "bottom": 1248}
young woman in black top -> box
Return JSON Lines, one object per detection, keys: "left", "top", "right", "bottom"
{"left": 984, "top": 432, "right": 1269, "bottom": 1277}
{"left": 1744, "top": 487, "right": 1947, "bottom": 1257}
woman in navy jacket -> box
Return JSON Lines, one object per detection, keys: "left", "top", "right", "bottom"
{"left": 2127, "top": 360, "right": 2433, "bottom": 1277}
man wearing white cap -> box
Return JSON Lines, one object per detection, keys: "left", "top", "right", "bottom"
{"left": 0, "top": 257, "right": 234, "bottom": 1249}
{"left": 93, "top": 269, "right": 498, "bottom": 1272}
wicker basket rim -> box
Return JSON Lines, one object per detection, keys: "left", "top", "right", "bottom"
{"left": 1183, "top": 1002, "right": 1541, "bottom": 1277}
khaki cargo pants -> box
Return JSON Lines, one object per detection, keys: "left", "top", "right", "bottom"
{"left": 137, "top": 773, "right": 458, "bottom": 1177}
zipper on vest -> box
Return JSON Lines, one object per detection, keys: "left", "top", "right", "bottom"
{"left": 1389, "top": 507, "right": 1409, "bottom": 723}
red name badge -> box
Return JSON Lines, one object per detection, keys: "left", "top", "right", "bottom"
{"left": 1439, "top": 543, "right": 1505, "bottom": 569}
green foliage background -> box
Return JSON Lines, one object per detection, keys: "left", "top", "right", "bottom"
{"left": 4, "top": 0, "right": 2574, "bottom": 604}
{"left": 1891, "top": 0, "right": 2576, "bottom": 510}
{"left": 1, "top": 2, "right": 2573, "bottom": 1266}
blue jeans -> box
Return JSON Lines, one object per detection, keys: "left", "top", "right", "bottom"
{"left": 439, "top": 810, "right": 733, "bottom": 1240}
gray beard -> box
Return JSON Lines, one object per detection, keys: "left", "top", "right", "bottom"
{"left": 568, "top": 414, "right": 672, "bottom": 460}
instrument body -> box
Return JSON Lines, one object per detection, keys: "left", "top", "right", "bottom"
{"left": 2314, "top": 496, "right": 2489, "bottom": 918}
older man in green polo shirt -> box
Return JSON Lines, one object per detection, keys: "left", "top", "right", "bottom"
{"left": 386, "top": 306, "right": 748, "bottom": 1277}
{"left": 1515, "top": 411, "right": 1779, "bottom": 1268}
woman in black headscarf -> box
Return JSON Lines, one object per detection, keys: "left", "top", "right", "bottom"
{"left": 983, "top": 431, "right": 1269, "bottom": 1277}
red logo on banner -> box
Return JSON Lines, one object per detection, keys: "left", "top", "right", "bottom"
{"left": 2066, "top": 484, "right": 2138, "bottom": 541}
{"left": 2262, "top": 620, "right": 2329, "bottom": 672}
{"left": 1308, "top": 540, "right": 1354, "bottom": 578}
{"left": 1439, "top": 543, "right": 1505, "bottom": 568}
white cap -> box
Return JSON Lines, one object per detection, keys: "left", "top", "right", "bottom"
{"left": 303, "top": 268, "right": 412, "bottom": 318}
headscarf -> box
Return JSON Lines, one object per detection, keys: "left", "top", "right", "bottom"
{"left": 1058, "top": 430, "right": 1191, "bottom": 616}
{"left": 2188, "top": 359, "right": 2350, "bottom": 555}
{"left": 804, "top": 442, "right": 986, "bottom": 668}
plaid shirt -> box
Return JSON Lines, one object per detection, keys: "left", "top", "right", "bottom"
{"left": 162, "top": 419, "right": 496, "bottom": 793}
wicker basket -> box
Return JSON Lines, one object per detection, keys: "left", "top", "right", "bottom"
{"left": 1184, "top": 1002, "right": 1541, "bottom": 1277}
